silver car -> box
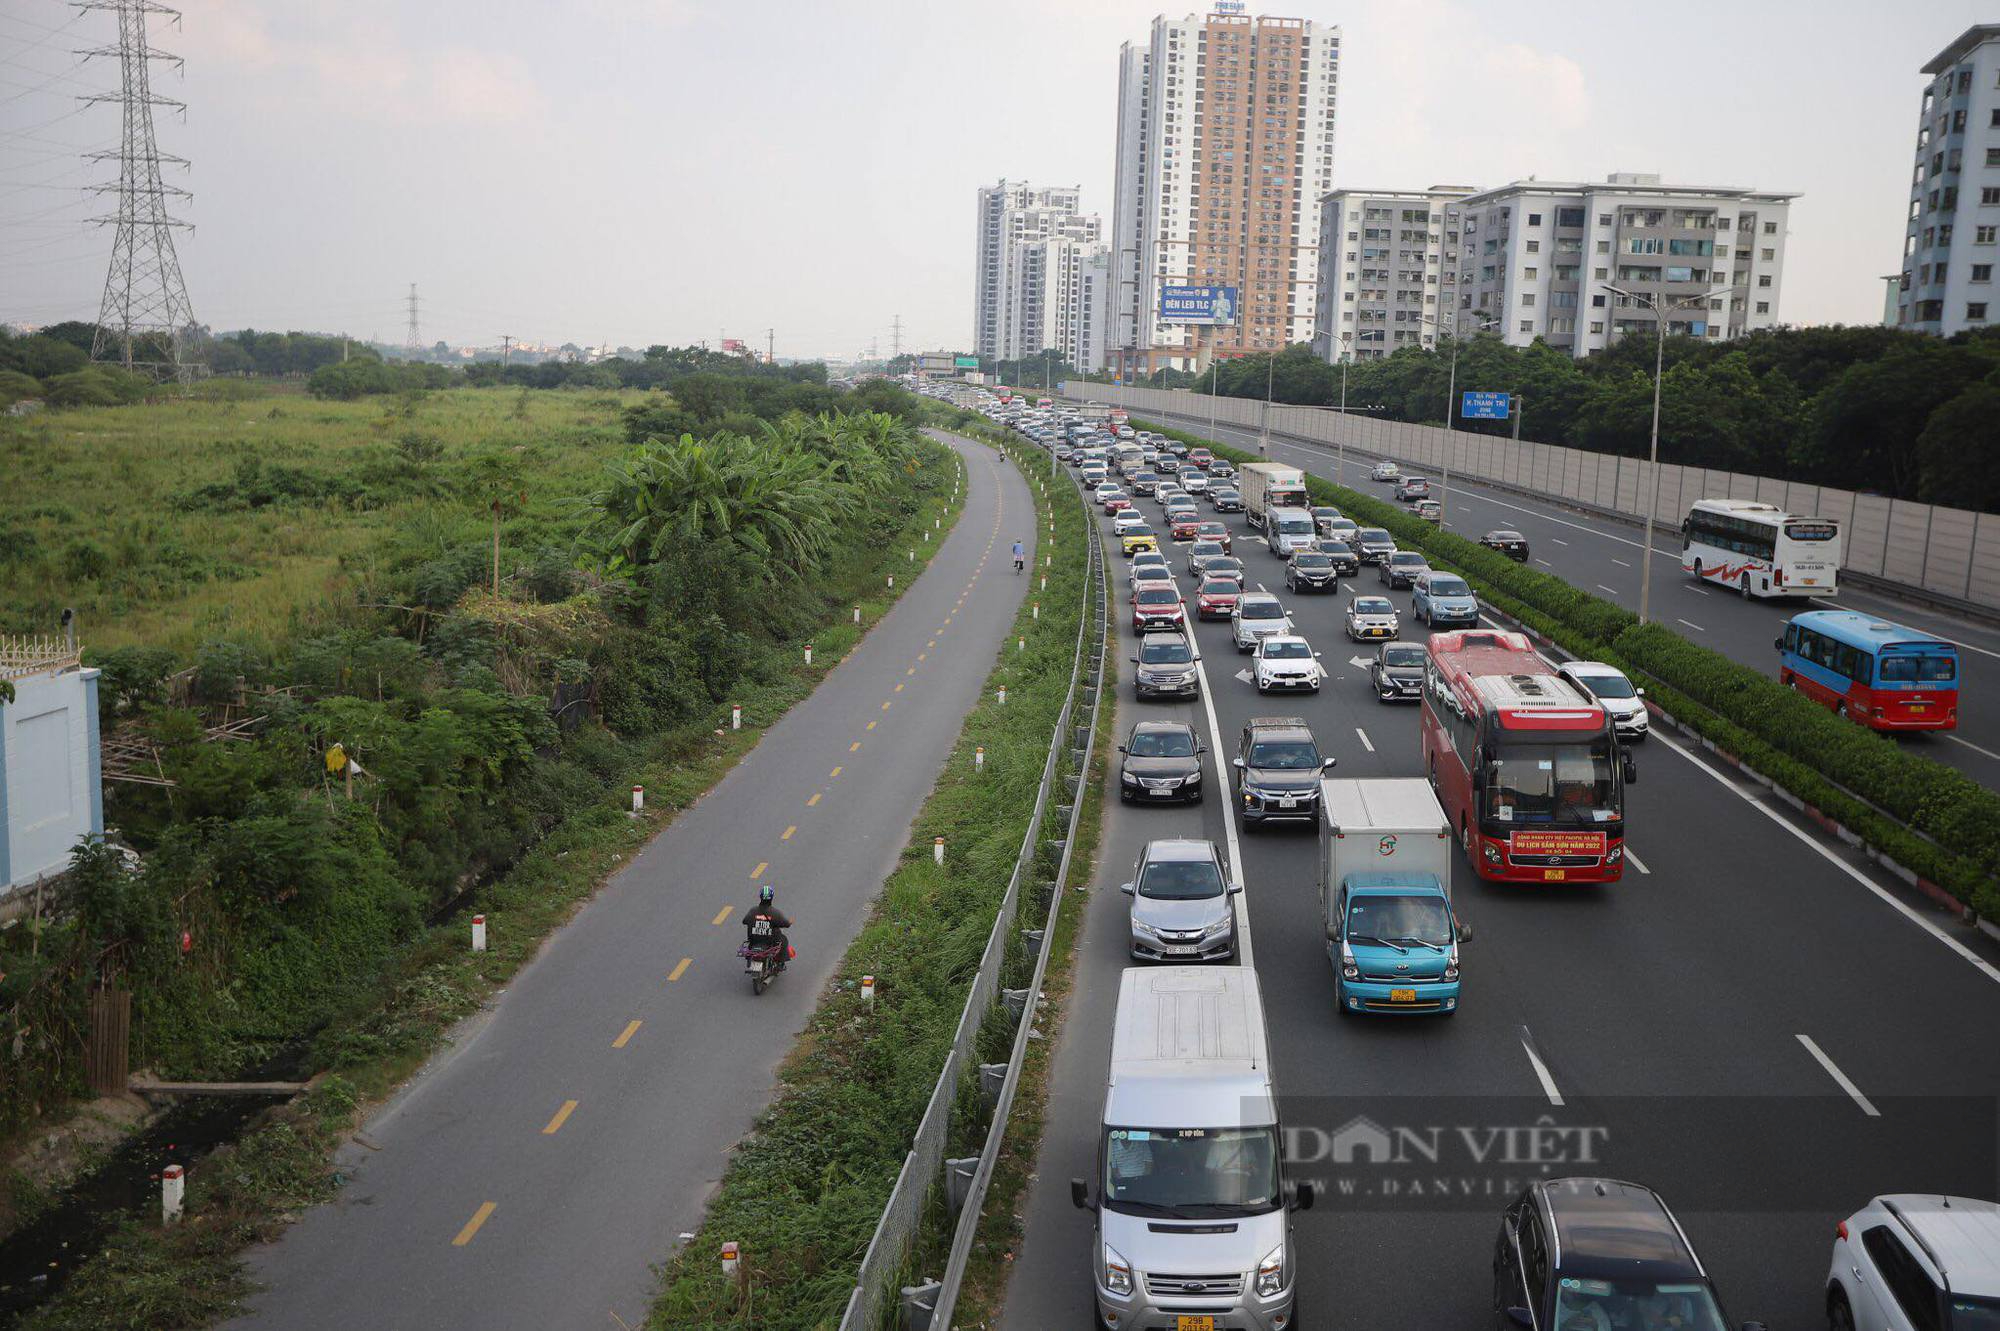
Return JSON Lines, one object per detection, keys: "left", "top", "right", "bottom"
{"left": 1121, "top": 838, "right": 1239, "bottom": 961}
{"left": 1231, "top": 592, "right": 1293, "bottom": 653}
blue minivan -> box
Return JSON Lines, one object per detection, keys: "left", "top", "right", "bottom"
{"left": 1411, "top": 571, "right": 1480, "bottom": 628}
{"left": 1330, "top": 875, "right": 1461, "bottom": 1015}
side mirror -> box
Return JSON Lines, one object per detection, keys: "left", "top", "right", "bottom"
{"left": 1116, "top": 744, "right": 1128, "bottom": 753}
{"left": 1193, "top": 654, "right": 1203, "bottom": 663}
{"left": 1322, "top": 757, "right": 1339, "bottom": 771}
{"left": 1739, "top": 1324, "right": 1769, "bottom": 1331}
{"left": 1623, "top": 754, "right": 1639, "bottom": 785}
{"left": 1070, "top": 1178, "right": 1095, "bottom": 1211}
{"left": 1455, "top": 918, "right": 1474, "bottom": 944}
{"left": 1129, "top": 655, "right": 1138, "bottom": 663}
{"left": 1233, "top": 757, "right": 1246, "bottom": 769}
{"left": 1119, "top": 882, "right": 1136, "bottom": 896}
{"left": 1228, "top": 882, "right": 1244, "bottom": 895}
{"left": 1291, "top": 1180, "right": 1316, "bottom": 1212}
{"left": 1636, "top": 686, "right": 1646, "bottom": 697}
{"left": 1773, "top": 637, "right": 1785, "bottom": 651}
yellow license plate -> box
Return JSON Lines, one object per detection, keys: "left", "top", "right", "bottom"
{"left": 1909, "top": 704, "right": 1928, "bottom": 713}
{"left": 1543, "top": 869, "right": 1567, "bottom": 881}
{"left": 1390, "top": 988, "right": 1417, "bottom": 1002}
{"left": 1177, "top": 1318, "right": 1215, "bottom": 1331}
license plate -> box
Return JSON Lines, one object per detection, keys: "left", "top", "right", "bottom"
{"left": 1544, "top": 869, "right": 1567, "bottom": 881}
{"left": 1390, "top": 988, "right": 1417, "bottom": 1003}
{"left": 1164, "top": 946, "right": 1197, "bottom": 956}
{"left": 1177, "top": 1318, "right": 1215, "bottom": 1331}
{"left": 1279, "top": 797, "right": 1297, "bottom": 809}
{"left": 1909, "top": 704, "right": 1928, "bottom": 713}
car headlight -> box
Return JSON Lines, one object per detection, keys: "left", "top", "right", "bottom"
{"left": 1444, "top": 948, "right": 1460, "bottom": 981}
{"left": 1606, "top": 845, "right": 1624, "bottom": 864}
{"left": 1340, "top": 942, "right": 1358, "bottom": 980}
{"left": 1103, "top": 1242, "right": 1133, "bottom": 1296}
{"left": 1131, "top": 920, "right": 1159, "bottom": 938}
{"left": 1185, "top": 768, "right": 1202, "bottom": 784}
{"left": 1482, "top": 841, "right": 1503, "bottom": 866}
{"left": 1256, "top": 1243, "right": 1286, "bottom": 1297}
{"left": 1121, "top": 770, "right": 1140, "bottom": 784}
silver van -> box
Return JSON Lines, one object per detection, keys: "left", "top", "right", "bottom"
{"left": 1072, "top": 967, "right": 1312, "bottom": 1331}
{"left": 1267, "top": 507, "right": 1318, "bottom": 560}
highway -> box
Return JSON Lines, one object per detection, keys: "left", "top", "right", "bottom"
{"left": 1143, "top": 405, "right": 2000, "bottom": 781}
{"left": 223, "top": 432, "right": 1032, "bottom": 1331}
{"left": 999, "top": 443, "right": 2000, "bottom": 1329}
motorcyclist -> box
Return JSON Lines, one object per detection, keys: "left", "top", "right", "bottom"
{"left": 742, "top": 884, "right": 792, "bottom": 962}
{"left": 1012, "top": 540, "right": 1025, "bottom": 573}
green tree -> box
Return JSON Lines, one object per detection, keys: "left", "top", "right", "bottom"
{"left": 1915, "top": 378, "right": 2000, "bottom": 510}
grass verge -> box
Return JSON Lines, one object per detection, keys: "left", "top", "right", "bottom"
{"left": 643, "top": 429, "right": 1090, "bottom": 1330}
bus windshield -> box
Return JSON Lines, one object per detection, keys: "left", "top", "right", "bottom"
{"left": 1878, "top": 653, "right": 1957, "bottom": 683}
{"left": 1102, "top": 1125, "right": 1281, "bottom": 1217}
{"left": 1486, "top": 739, "right": 1617, "bottom": 826}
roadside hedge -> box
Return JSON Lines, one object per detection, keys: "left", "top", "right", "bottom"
{"left": 1139, "top": 417, "right": 2000, "bottom": 919}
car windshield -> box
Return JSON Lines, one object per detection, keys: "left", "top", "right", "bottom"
{"left": 1199, "top": 580, "right": 1238, "bottom": 596}
{"left": 1263, "top": 640, "right": 1312, "bottom": 659}
{"left": 1551, "top": 1280, "right": 1728, "bottom": 1331}
{"left": 1428, "top": 576, "right": 1471, "bottom": 596}
{"left": 1487, "top": 739, "right": 1618, "bottom": 826}
{"left": 1190, "top": 541, "right": 1224, "bottom": 557}
{"left": 1383, "top": 645, "right": 1424, "bottom": 668}
{"left": 1354, "top": 598, "right": 1394, "bottom": 615}
{"left": 1947, "top": 1296, "right": 2000, "bottom": 1328}
{"left": 1241, "top": 600, "right": 1284, "bottom": 620}
{"left": 1102, "top": 1125, "right": 1280, "bottom": 1217}
{"left": 1313, "top": 508, "right": 1340, "bottom": 519}
{"left": 1358, "top": 529, "right": 1391, "bottom": 544}
{"left": 1878, "top": 653, "right": 1957, "bottom": 682}
{"left": 1137, "top": 857, "right": 1224, "bottom": 899}
{"left": 1199, "top": 523, "right": 1226, "bottom": 534}
{"left": 1392, "top": 553, "right": 1426, "bottom": 567}
{"left": 1346, "top": 894, "right": 1453, "bottom": 947}
{"left": 1575, "top": 671, "right": 1636, "bottom": 699}
{"left": 1136, "top": 588, "right": 1178, "bottom": 605}
{"left": 1294, "top": 554, "right": 1332, "bottom": 568}
{"left": 1320, "top": 540, "right": 1354, "bottom": 556}
{"left": 1490, "top": 532, "right": 1523, "bottom": 542}
{"left": 1275, "top": 517, "right": 1313, "bottom": 535}
{"left": 1248, "top": 739, "right": 1319, "bottom": 769}
{"left": 1139, "top": 639, "right": 1193, "bottom": 664}
{"left": 1129, "top": 728, "right": 1196, "bottom": 757}
{"left": 1209, "top": 559, "right": 1243, "bottom": 574}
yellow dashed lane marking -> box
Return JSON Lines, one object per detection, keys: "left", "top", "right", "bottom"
{"left": 807, "top": 792, "right": 822, "bottom": 807}
{"left": 830, "top": 766, "right": 842, "bottom": 778}
{"left": 850, "top": 741, "right": 862, "bottom": 751}
{"left": 782, "top": 825, "right": 796, "bottom": 840}
{"left": 751, "top": 861, "right": 767, "bottom": 879}
{"left": 866, "top": 720, "right": 877, "bottom": 730}
{"left": 712, "top": 906, "right": 733, "bottom": 926}
{"left": 668, "top": 958, "right": 691, "bottom": 982}
{"left": 612, "top": 1020, "right": 642, "bottom": 1049}
{"left": 453, "top": 1202, "right": 497, "bottom": 1246}
{"left": 542, "top": 1101, "right": 578, "bottom": 1135}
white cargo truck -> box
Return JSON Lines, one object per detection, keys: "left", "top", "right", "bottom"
{"left": 1238, "top": 462, "right": 1308, "bottom": 532}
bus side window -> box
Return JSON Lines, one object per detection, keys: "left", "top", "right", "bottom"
{"left": 1836, "top": 644, "right": 1863, "bottom": 681}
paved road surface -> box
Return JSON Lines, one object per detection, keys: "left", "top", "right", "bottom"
{"left": 228, "top": 431, "right": 1033, "bottom": 1331}
{"left": 999, "top": 448, "right": 2000, "bottom": 1330}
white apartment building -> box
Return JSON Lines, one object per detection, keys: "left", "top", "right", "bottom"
{"left": 1108, "top": 8, "right": 1341, "bottom": 378}
{"left": 1312, "top": 185, "right": 1476, "bottom": 363}
{"left": 974, "top": 181, "right": 1102, "bottom": 361}
{"left": 1894, "top": 25, "right": 2000, "bottom": 336}
{"left": 1076, "top": 248, "right": 1115, "bottom": 372}
{"left": 1455, "top": 173, "right": 1797, "bottom": 358}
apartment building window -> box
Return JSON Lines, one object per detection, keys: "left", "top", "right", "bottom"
{"left": 1988, "top": 149, "right": 2000, "bottom": 167}
{"left": 1525, "top": 240, "right": 1540, "bottom": 253}
{"left": 1760, "top": 248, "right": 1775, "bottom": 261}
{"left": 1762, "top": 220, "right": 1778, "bottom": 234}
{"left": 1521, "top": 293, "right": 1536, "bottom": 306}
{"left": 1979, "top": 226, "right": 1998, "bottom": 244}
{"left": 1716, "top": 217, "right": 1731, "bottom": 230}
{"left": 1975, "top": 264, "right": 1994, "bottom": 282}
{"left": 1556, "top": 207, "right": 1585, "bottom": 228}
{"left": 1758, "top": 274, "right": 1772, "bottom": 287}
{"left": 1716, "top": 245, "right": 1730, "bottom": 257}
{"left": 1982, "top": 187, "right": 2000, "bottom": 204}
{"left": 1527, "top": 212, "right": 1542, "bottom": 226}
{"left": 1523, "top": 266, "right": 1538, "bottom": 279}
{"left": 1755, "top": 302, "right": 1770, "bottom": 314}
{"left": 1594, "top": 267, "right": 1608, "bottom": 279}
{"left": 1629, "top": 237, "right": 1664, "bottom": 255}
{"left": 1969, "top": 302, "right": 1989, "bottom": 321}
{"left": 1519, "top": 320, "right": 1533, "bottom": 333}
{"left": 1590, "top": 321, "right": 1604, "bottom": 334}
{"left": 1596, "top": 240, "right": 1610, "bottom": 253}
{"left": 1591, "top": 294, "right": 1606, "bottom": 307}
{"left": 1598, "top": 213, "right": 1612, "bottom": 226}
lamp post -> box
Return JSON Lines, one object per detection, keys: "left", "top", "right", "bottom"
{"left": 1599, "top": 282, "right": 1738, "bottom": 625}
{"left": 1257, "top": 343, "right": 1277, "bottom": 456}
{"left": 1420, "top": 312, "right": 1498, "bottom": 524}
{"left": 1335, "top": 331, "right": 1354, "bottom": 485}
{"left": 1206, "top": 332, "right": 1220, "bottom": 444}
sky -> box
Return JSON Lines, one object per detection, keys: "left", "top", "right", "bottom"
{"left": 1, "top": 0, "right": 1990, "bottom": 360}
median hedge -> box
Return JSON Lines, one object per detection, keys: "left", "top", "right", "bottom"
{"left": 1138, "top": 417, "right": 2000, "bottom": 920}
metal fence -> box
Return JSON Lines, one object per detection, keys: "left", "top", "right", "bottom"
{"left": 1066, "top": 384, "right": 2000, "bottom": 613}
{"left": 837, "top": 432, "right": 1108, "bottom": 1331}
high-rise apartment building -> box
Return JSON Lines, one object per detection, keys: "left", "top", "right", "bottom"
{"left": 1454, "top": 173, "right": 1796, "bottom": 359}
{"left": 1312, "top": 185, "right": 1476, "bottom": 363}
{"left": 1077, "top": 249, "right": 1115, "bottom": 373}
{"left": 1894, "top": 25, "right": 2000, "bottom": 336}
{"left": 974, "top": 181, "right": 1103, "bottom": 361}
{"left": 1109, "top": 8, "right": 1340, "bottom": 378}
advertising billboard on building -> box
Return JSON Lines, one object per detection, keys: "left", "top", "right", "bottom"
{"left": 1158, "top": 285, "right": 1240, "bottom": 326}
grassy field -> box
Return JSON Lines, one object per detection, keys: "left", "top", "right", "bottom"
{"left": 0, "top": 385, "right": 636, "bottom": 654}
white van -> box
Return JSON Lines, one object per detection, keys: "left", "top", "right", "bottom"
{"left": 1267, "top": 507, "right": 1318, "bottom": 560}
{"left": 1072, "top": 967, "right": 1310, "bottom": 1330}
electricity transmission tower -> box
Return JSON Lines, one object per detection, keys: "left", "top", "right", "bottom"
{"left": 891, "top": 313, "right": 902, "bottom": 359}
{"left": 404, "top": 284, "right": 421, "bottom": 357}
{"left": 76, "top": 0, "right": 203, "bottom": 382}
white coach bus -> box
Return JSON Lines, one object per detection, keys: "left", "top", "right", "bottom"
{"left": 1681, "top": 499, "right": 1843, "bottom": 598}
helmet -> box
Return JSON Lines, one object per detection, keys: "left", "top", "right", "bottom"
{"left": 759, "top": 884, "right": 774, "bottom": 904}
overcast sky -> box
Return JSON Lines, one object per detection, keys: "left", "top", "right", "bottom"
{"left": 1, "top": 0, "right": 1988, "bottom": 359}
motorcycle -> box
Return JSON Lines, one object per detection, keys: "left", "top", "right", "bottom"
{"left": 737, "top": 940, "right": 793, "bottom": 995}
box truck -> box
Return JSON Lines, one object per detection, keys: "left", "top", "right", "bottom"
{"left": 1238, "top": 462, "right": 1308, "bottom": 532}
{"left": 1317, "top": 778, "right": 1466, "bottom": 1016}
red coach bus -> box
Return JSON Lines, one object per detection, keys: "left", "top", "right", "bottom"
{"left": 1421, "top": 630, "right": 1638, "bottom": 883}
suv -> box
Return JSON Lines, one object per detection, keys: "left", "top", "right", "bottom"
{"left": 1559, "top": 661, "right": 1649, "bottom": 742}
{"left": 1131, "top": 632, "right": 1201, "bottom": 702}
{"left": 1120, "top": 838, "right": 1239, "bottom": 960}
{"left": 1117, "top": 719, "right": 1206, "bottom": 804}
{"left": 1396, "top": 475, "right": 1431, "bottom": 502}
{"left": 1371, "top": 461, "right": 1401, "bottom": 482}
{"left": 1315, "top": 538, "right": 1360, "bottom": 576}
{"left": 1231, "top": 592, "right": 1293, "bottom": 653}
{"left": 1285, "top": 550, "right": 1339, "bottom": 594}
{"left": 1827, "top": 1195, "right": 2000, "bottom": 1331}
{"left": 1233, "top": 716, "right": 1334, "bottom": 828}
{"left": 1412, "top": 571, "right": 1479, "bottom": 627}
{"left": 1493, "top": 1178, "right": 1764, "bottom": 1331}
{"left": 1354, "top": 527, "right": 1397, "bottom": 564}
{"left": 1380, "top": 549, "right": 1430, "bottom": 589}
{"left": 1252, "top": 634, "right": 1323, "bottom": 693}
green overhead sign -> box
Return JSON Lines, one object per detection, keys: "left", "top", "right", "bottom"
{"left": 954, "top": 356, "right": 980, "bottom": 368}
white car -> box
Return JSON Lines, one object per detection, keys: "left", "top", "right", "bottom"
{"left": 1130, "top": 565, "right": 1177, "bottom": 595}
{"left": 1252, "top": 634, "right": 1323, "bottom": 693}
{"left": 1127, "top": 551, "right": 1171, "bottom": 587}
{"left": 1371, "top": 461, "right": 1401, "bottom": 482}
{"left": 1230, "top": 592, "right": 1293, "bottom": 654}
{"left": 1178, "top": 471, "right": 1209, "bottom": 494}
{"left": 1113, "top": 512, "right": 1149, "bottom": 538}
{"left": 1826, "top": 1194, "right": 2000, "bottom": 1331}
{"left": 1345, "top": 594, "right": 1400, "bottom": 641}
{"left": 1558, "top": 661, "right": 1649, "bottom": 741}
{"left": 1094, "top": 482, "right": 1123, "bottom": 502}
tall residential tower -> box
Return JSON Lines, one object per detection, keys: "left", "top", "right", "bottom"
{"left": 974, "top": 180, "right": 1104, "bottom": 363}
{"left": 1894, "top": 25, "right": 2000, "bottom": 336}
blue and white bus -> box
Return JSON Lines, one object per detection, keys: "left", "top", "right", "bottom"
{"left": 1776, "top": 610, "right": 1959, "bottom": 732}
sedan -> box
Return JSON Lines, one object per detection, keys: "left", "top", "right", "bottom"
{"left": 1194, "top": 577, "right": 1242, "bottom": 621}
{"left": 1169, "top": 512, "right": 1204, "bottom": 543}
{"left": 1188, "top": 448, "right": 1215, "bottom": 469}
{"left": 1285, "top": 551, "right": 1340, "bottom": 594}
{"left": 1102, "top": 490, "right": 1132, "bottom": 515}
{"left": 1346, "top": 594, "right": 1400, "bottom": 641}
{"left": 1371, "top": 461, "right": 1401, "bottom": 482}
{"left": 1122, "top": 838, "right": 1239, "bottom": 961}
{"left": 1154, "top": 454, "right": 1181, "bottom": 474}
{"left": 1131, "top": 632, "right": 1201, "bottom": 702}
{"left": 1184, "top": 540, "right": 1230, "bottom": 580}
{"left": 1178, "top": 470, "right": 1209, "bottom": 494}
{"left": 1127, "top": 550, "right": 1170, "bottom": 587}
{"left": 1207, "top": 461, "right": 1235, "bottom": 481}
{"left": 1210, "top": 487, "right": 1244, "bottom": 513}
{"left": 1370, "top": 641, "right": 1426, "bottom": 702}
{"left": 1117, "top": 720, "right": 1206, "bottom": 804}
{"left": 1253, "top": 634, "right": 1324, "bottom": 693}
{"left": 1558, "top": 660, "right": 1649, "bottom": 741}
{"left": 1315, "top": 538, "right": 1360, "bottom": 576}
{"left": 1201, "top": 555, "right": 1246, "bottom": 586}
{"left": 1194, "top": 520, "right": 1232, "bottom": 552}
{"left": 1480, "top": 529, "right": 1530, "bottom": 561}
{"left": 1380, "top": 549, "right": 1430, "bottom": 589}
{"left": 1131, "top": 584, "right": 1187, "bottom": 632}
{"left": 1412, "top": 571, "right": 1480, "bottom": 628}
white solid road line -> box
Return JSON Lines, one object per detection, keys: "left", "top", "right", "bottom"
{"left": 1796, "top": 1034, "right": 1882, "bottom": 1117}
{"left": 1651, "top": 727, "right": 2000, "bottom": 987}
{"left": 1676, "top": 618, "right": 1706, "bottom": 632}
{"left": 1683, "top": 584, "right": 1712, "bottom": 596}
{"left": 1519, "top": 1028, "right": 1566, "bottom": 1107}
{"left": 1623, "top": 847, "right": 1651, "bottom": 874}
{"left": 1355, "top": 727, "right": 1375, "bottom": 753}
{"left": 1946, "top": 733, "right": 2000, "bottom": 763}
{"left": 1596, "top": 584, "right": 1620, "bottom": 595}
{"left": 1188, "top": 602, "right": 1253, "bottom": 971}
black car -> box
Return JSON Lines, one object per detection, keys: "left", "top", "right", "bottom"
{"left": 1233, "top": 716, "right": 1336, "bottom": 830}
{"left": 1210, "top": 487, "right": 1244, "bottom": 513}
{"left": 1370, "top": 641, "right": 1425, "bottom": 702}
{"left": 1379, "top": 549, "right": 1430, "bottom": 589}
{"left": 1285, "top": 551, "right": 1339, "bottom": 594}
{"left": 1118, "top": 719, "right": 1205, "bottom": 804}
{"left": 1155, "top": 454, "right": 1181, "bottom": 473}
{"left": 1492, "top": 1178, "right": 1764, "bottom": 1331}
{"left": 1314, "top": 538, "right": 1360, "bottom": 576}
{"left": 1481, "top": 529, "right": 1530, "bottom": 561}
{"left": 1131, "top": 631, "right": 1201, "bottom": 701}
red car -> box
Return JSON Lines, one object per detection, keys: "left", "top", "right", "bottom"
{"left": 1131, "top": 585, "right": 1187, "bottom": 632}
{"left": 1195, "top": 579, "right": 1241, "bottom": 621}
{"left": 1170, "top": 513, "right": 1204, "bottom": 542}
{"left": 1195, "top": 521, "right": 1232, "bottom": 552}
{"left": 1103, "top": 493, "right": 1132, "bottom": 515}
{"left": 1188, "top": 448, "right": 1215, "bottom": 468}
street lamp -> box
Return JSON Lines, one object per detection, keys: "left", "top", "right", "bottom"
{"left": 1257, "top": 343, "right": 1278, "bottom": 456}
{"left": 1335, "top": 331, "right": 1353, "bottom": 485}
{"left": 1420, "top": 311, "right": 1499, "bottom": 524}
{"left": 1599, "top": 281, "right": 1738, "bottom": 626}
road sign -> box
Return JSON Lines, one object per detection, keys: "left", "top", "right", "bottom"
{"left": 954, "top": 355, "right": 980, "bottom": 368}
{"left": 1158, "top": 285, "right": 1240, "bottom": 326}
{"left": 1461, "top": 391, "right": 1511, "bottom": 420}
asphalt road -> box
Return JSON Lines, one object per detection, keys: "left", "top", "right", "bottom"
{"left": 1147, "top": 407, "right": 2000, "bottom": 783}
{"left": 225, "top": 431, "right": 1033, "bottom": 1331}
{"left": 1000, "top": 446, "right": 2000, "bottom": 1330}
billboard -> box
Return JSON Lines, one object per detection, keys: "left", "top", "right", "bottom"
{"left": 1158, "top": 285, "right": 1239, "bottom": 326}
{"left": 1460, "top": 391, "right": 1511, "bottom": 420}
{"left": 954, "top": 355, "right": 981, "bottom": 368}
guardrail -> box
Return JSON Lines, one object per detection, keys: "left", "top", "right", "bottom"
{"left": 837, "top": 428, "right": 1108, "bottom": 1331}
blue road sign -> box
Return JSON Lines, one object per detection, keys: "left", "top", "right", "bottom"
{"left": 1461, "top": 391, "right": 1511, "bottom": 420}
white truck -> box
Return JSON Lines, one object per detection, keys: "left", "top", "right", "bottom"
{"left": 1238, "top": 462, "right": 1309, "bottom": 532}
{"left": 1316, "top": 778, "right": 1466, "bottom": 1016}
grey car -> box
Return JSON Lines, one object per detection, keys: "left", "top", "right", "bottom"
{"left": 1210, "top": 487, "right": 1244, "bottom": 513}
{"left": 1121, "top": 838, "right": 1239, "bottom": 960}
{"left": 1370, "top": 641, "right": 1426, "bottom": 702}
{"left": 1380, "top": 549, "right": 1430, "bottom": 589}
{"left": 1117, "top": 719, "right": 1206, "bottom": 805}
{"left": 1354, "top": 526, "right": 1396, "bottom": 564}
{"left": 1412, "top": 571, "right": 1480, "bottom": 627}
{"left": 1233, "top": 716, "right": 1336, "bottom": 829}
{"left": 1131, "top": 632, "right": 1202, "bottom": 702}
